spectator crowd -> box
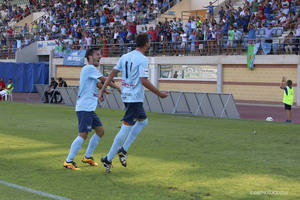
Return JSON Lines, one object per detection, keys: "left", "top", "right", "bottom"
{"left": 1, "top": 0, "right": 300, "bottom": 58}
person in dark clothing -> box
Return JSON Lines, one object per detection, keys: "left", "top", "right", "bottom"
{"left": 44, "top": 77, "right": 58, "bottom": 103}
{"left": 58, "top": 77, "right": 68, "bottom": 87}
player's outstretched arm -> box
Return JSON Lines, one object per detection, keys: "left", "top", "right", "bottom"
{"left": 141, "top": 77, "right": 168, "bottom": 98}
{"left": 99, "top": 76, "right": 121, "bottom": 93}
{"left": 99, "top": 69, "right": 119, "bottom": 101}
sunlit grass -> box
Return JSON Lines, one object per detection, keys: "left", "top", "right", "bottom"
{"left": 0, "top": 102, "right": 299, "bottom": 200}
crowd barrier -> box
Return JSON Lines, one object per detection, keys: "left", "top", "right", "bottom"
{"left": 35, "top": 84, "right": 240, "bottom": 119}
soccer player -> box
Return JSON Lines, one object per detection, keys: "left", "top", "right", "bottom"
{"left": 64, "top": 48, "right": 121, "bottom": 170}
{"left": 280, "top": 76, "right": 294, "bottom": 123}
{"left": 99, "top": 33, "right": 169, "bottom": 173}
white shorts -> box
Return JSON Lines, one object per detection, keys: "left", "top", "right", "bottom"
{"left": 0, "top": 90, "right": 8, "bottom": 97}
{"left": 227, "top": 40, "right": 234, "bottom": 47}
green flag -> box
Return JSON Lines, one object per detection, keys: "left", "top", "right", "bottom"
{"left": 247, "top": 44, "right": 255, "bottom": 70}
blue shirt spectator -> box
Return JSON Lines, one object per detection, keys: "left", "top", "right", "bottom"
{"left": 264, "top": 25, "right": 274, "bottom": 39}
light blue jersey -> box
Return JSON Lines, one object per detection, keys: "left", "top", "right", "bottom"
{"left": 114, "top": 50, "right": 149, "bottom": 103}
{"left": 76, "top": 65, "right": 103, "bottom": 111}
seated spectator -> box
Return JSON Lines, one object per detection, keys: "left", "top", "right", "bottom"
{"left": 0, "top": 77, "right": 5, "bottom": 91}
{"left": 0, "top": 77, "right": 5, "bottom": 101}
{"left": 44, "top": 77, "right": 58, "bottom": 103}
{"left": 58, "top": 77, "right": 67, "bottom": 87}
{"left": 0, "top": 78, "right": 14, "bottom": 100}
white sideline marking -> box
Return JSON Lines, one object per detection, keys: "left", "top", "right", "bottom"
{"left": 0, "top": 179, "right": 71, "bottom": 200}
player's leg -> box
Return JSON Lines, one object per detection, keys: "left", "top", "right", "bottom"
{"left": 101, "top": 103, "right": 135, "bottom": 172}
{"left": 122, "top": 103, "right": 148, "bottom": 152}
{"left": 118, "top": 103, "right": 148, "bottom": 167}
{"left": 101, "top": 122, "right": 132, "bottom": 172}
{"left": 122, "top": 119, "right": 148, "bottom": 152}
{"left": 64, "top": 112, "right": 91, "bottom": 170}
{"left": 82, "top": 112, "right": 103, "bottom": 166}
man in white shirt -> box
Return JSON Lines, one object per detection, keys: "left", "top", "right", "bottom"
{"left": 180, "top": 31, "right": 187, "bottom": 54}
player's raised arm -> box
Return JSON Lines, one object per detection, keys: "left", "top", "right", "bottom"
{"left": 141, "top": 77, "right": 168, "bottom": 98}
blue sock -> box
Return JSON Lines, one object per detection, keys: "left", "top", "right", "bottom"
{"left": 85, "top": 133, "right": 101, "bottom": 158}
{"left": 66, "top": 136, "right": 85, "bottom": 162}
{"left": 123, "top": 119, "right": 148, "bottom": 152}
{"left": 107, "top": 124, "right": 132, "bottom": 162}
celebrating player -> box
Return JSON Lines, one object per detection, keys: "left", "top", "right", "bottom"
{"left": 64, "top": 48, "right": 120, "bottom": 170}
{"left": 99, "top": 33, "right": 169, "bottom": 173}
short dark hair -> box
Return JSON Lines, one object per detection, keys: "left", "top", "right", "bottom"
{"left": 85, "top": 48, "right": 99, "bottom": 61}
{"left": 287, "top": 80, "right": 292, "bottom": 86}
{"left": 136, "top": 33, "right": 149, "bottom": 48}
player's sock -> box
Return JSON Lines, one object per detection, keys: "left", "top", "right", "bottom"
{"left": 123, "top": 119, "right": 148, "bottom": 152}
{"left": 66, "top": 136, "right": 85, "bottom": 162}
{"left": 107, "top": 123, "right": 132, "bottom": 162}
{"left": 84, "top": 133, "right": 101, "bottom": 158}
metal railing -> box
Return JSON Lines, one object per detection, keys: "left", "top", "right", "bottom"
{"left": 0, "top": 48, "right": 17, "bottom": 59}
{"left": 54, "top": 38, "right": 300, "bottom": 58}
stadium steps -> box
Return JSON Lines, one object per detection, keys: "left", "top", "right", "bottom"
{"left": 12, "top": 11, "right": 46, "bottom": 33}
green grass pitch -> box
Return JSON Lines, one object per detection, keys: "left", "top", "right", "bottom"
{"left": 0, "top": 102, "right": 299, "bottom": 200}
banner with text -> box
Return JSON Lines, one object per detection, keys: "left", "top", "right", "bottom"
{"left": 63, "top": 50, "right": 86, "bottom": 66}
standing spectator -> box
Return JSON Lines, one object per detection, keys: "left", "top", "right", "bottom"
{"left": 219, "top": 6, "right": 225, "bottom": 19}
{"left": 191, "top": 17, "right": 197, "bottom": 33}
{"left": 207, "top": 29, "right": 214, "bottom": 55}
{"left": 22, "top": 23, "right": 28, "bottom": 35}
{"left": 216, "top": 25, "right": 224, "bottom": 54}
{"left": 171, "top": 29, "right": 179, "bottom": 55}
{"left": 227, "top": 26, "right": 235, "bottom": 54}
{"left": 188, "top": 31, "right": 196, "bottom": 55}
{"left": 295, "top": 22, "right": 300, "bottom": 54}
{"left": 248, "top": 23, "right": 256, "bottom": 44}
{"left": 203, "top": 0, "right": 218, "bottom": 21}
{"left": 251, "top": 0, "right": 259, "bottom": 13}
{"left": 149, "top": 26, "right": 158, "bottom": 52}
{"left": 180, "top": 31, "right": 187, "bottom": 55}
{"left": 234, "top": 27, "right": 243, "bottom": 54}
{"left": 264, "top": 24, "right": 274, "bottom": 44}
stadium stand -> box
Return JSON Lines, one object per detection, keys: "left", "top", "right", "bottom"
{"left": 1, "top": 0, "right": 300, "bottom": 59}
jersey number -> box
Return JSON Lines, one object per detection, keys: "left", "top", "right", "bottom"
{"left": 125, "top": 61, "right": 133, "bottom": 79}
